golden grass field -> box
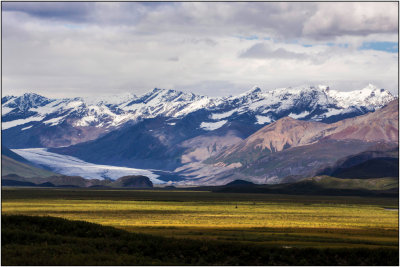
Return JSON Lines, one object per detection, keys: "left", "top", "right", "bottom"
{"left": 2, "top": 188, "right": 398, "bottom": 248}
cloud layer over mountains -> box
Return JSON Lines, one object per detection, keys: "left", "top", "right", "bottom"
{"left": 2, "top": 2, "right": 398, "bottom": 97}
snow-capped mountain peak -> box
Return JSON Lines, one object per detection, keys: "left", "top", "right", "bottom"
{"left": 3, "top": 92, "right": 51, "bottom": 112}
{"left": 326, "top": 84, "right": 394, "bottom": 109}
{"left": 246, "top": 86, "right": 262, "bottom": 94}
{"left": 2, "top": 84, "right": 396, "bottom": 148}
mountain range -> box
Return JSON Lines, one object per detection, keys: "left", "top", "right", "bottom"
{"left": 2, "top": 84, "right": 394, "bottom": 148}
{"left": 2, "top": 84, "right": 398, "bottom": 185}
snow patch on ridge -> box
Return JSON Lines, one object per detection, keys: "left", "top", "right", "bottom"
{"left": 21, "top": 125, "right": 33, "bottom": 131}
{"left": 2, "top": 116, "right": 44, "bottom": 130}
{"left": 200, "top": 120, "right": 227, "bottom": 131}
{"left": 74, "top": 115, "right": 97, "bottom": 127}
{"left": 2, "top": 106, "right": 14, "bottom": 115}
{"left": 288, "top": 111, "right": 310, "bottom": 119}
{"left": 255, "top": 115, "right": 273, "bottom": 124}
{"left": 174, "top": 97, "right": 213, "bottom": 117}
{"left": 210, "top": 110, "right": 236, "bottom": 120}
{"left": 323, "top": 108, "right": 345, "bottom": 117}
{"left": 43, "top": 115, "right": 67, "bottom": 126}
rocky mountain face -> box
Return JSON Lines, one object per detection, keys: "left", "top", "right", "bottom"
{"left": 2, "top": 84, "right": 395, "bottom": 148}
{"left": 198, "top": 100, "right": 398, "bottom": 185}
{"left": 210, "top": 117, "right": 327, "bottom": 165}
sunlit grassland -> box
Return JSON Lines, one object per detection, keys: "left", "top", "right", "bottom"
{"left": 2, "top": 188, "right": 398, "bottom": 248}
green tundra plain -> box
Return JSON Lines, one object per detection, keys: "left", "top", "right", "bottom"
{"left": 2, "top": 188, "right": 398, "bottom": 249}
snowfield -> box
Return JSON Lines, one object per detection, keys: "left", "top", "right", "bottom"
{"left": 255, "top": 115, "right": 273, "bottom": 124}
{"left": 288, "top": 111, "right": 310, "bottom": 119}
{"left": 2, "top": 116, "right": 45, "bottom": 130}
{"left": 210, "top": 110, "right": 237, "bottom": 120}
{"left": 11, "top": 148, "right": 163, "bottom": 183}
{"left": 200, "top": 120, "right": 227, "bottom": 131}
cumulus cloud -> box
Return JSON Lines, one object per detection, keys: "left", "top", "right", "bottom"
{"left": 4, "top": 2, "right": 397, "bottom": 39}
{"left": 1, "top": 2, "right": 398, "bottom": 97}
{"left": 2, "top": 2, "right": 92, "bottom": 22}
{"left": 303, "top": 2, "right": 398, "bottom": 39}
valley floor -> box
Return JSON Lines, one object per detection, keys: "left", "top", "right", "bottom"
{"left": 3, "top": 214, "right": 398, "bottom": 266}
{"left": 2, "top": 188, "right": 398, "bottom": 250}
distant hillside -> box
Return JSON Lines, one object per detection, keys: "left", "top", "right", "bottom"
{"left": 225, "top": 179, "right": 254, "bottom": 186}
{"left": 331, "top": 158, "right": 398, "bottom": 179}
{"left": 2, "top": 179, "right": 37, "bottom": 187}
{"left": 109, "top": 175, "right": 153, "bottom": 188}
{"left": 2, "top": 155, "right": 60, "bottom": 178}
{"left": 213, "top": 176, "right": 398, "bottom": 197}
{"left": 304, "top": 176, "right": 399, "bottom": 191}
{"left": 317, "top": 146, "right": 399, "bottom": 179}
{"left": 2, "top": 179, "right": 55, "bottom": 187}
{"left": 2, "top": 146, "right": 31, "bottom": 164}
{"left": 2, "top": 173, "right": 111, "bottom": 188}
{"left": 2, "top": 167, "right": 153, "bottom": 188}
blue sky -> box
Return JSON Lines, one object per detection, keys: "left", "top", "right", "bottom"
{"left": 359, "top": 42, "right": 398, "bottom": 53}
{"left": 2, "top": 2, "right": 398, "bottom": 97}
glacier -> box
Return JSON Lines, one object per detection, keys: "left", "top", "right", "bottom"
{"left": 11, "top": 148, "right": 163, "bottom": 183}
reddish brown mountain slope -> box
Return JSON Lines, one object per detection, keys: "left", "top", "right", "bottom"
{"left": 213, "top": 99, "right": 398, "bottom": 164}
{"left": 215, "top": 118, "right": 325, "bottom": 160}
{"left": 323, "top": 99, "right": 398, "bottom": 142}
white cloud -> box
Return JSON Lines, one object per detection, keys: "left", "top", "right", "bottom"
{"left": 240, "top": 43, "right": 309, "bottom": 60}
{"left": 2, "top": 2, "right": 398, "bottom": 97}
{"left": 303, "top": 2, "right": 398, "bottom": 39}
